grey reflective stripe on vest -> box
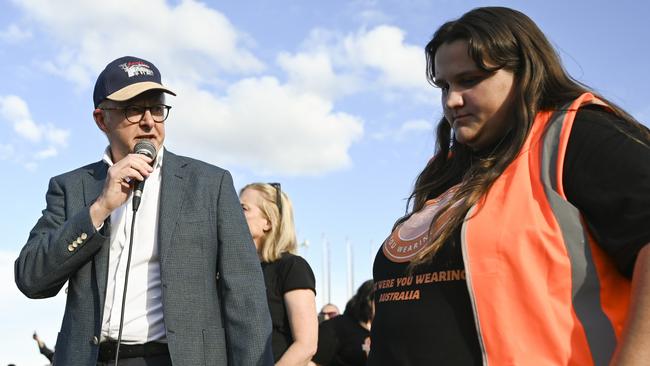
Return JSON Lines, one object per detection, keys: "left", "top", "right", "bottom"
{"left": 540, "top": 107, "right": 617, "bottom": 366}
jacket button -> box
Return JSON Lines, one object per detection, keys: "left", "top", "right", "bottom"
{"left": 81, "top": 232, "right": 88, "bottom": 240}
{"left": 72, "top": 242, "right": 79, "bottom": 248}
{"left": 77, "top": 237, "right": 83, "bottom": 244}
{"left": 67, "top": 244, "right": 75, "bottom": 252}
{"left": 92, "top": 336, "right": 99, "bottom": 345}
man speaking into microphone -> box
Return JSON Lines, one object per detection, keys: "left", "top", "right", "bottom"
{"left": 14, "top": 56, "right": 273, "bottom": 366}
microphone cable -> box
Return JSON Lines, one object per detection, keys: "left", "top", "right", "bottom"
{"left": 114, "top": 202, "right": 140, "bottom": 366}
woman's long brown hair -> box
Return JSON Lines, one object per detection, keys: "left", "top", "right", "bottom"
{"left": 407, "top": 6, "right": 649, "bottom": 266}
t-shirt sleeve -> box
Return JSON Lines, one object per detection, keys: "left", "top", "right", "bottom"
{"left": 563, "top": 106, "right": 650, "bottom": 277}
{"left": 279, "top": 255, "right": 317, "bottom": 295}
{"left": 312, "top": 319, "right": 339, "bottom": 364}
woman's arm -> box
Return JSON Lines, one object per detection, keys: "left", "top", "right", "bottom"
{"left": 610, "top": 243, "right": 650, "bottom": 366}
{"left": 276, "top": 289, "right": 318, "bottom": 366}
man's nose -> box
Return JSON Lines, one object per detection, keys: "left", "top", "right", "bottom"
{"left": 139, "top": 108, "right": 155, "bottom": 128}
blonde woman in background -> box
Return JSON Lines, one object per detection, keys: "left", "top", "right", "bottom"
{"left": 240, "top": 183, "right": 318, "bottom": 365}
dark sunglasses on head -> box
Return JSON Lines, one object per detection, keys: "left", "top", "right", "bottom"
{"left": 268, "top": 182, "right": 282, "bottom": 217}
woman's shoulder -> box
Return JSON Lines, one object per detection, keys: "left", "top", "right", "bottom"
{"left": 575, "top": 104, "right": 616, "bottom": 122}
{"left": 275, "top": 252, "right": 316, "bottom": 292}
{"left": 276, "top": 252, "right": 313, "bottom": 272}
{"left": 573, "top": 105, "right": 646, "bottom": 137}
{"left": 566, "top": 105, "right": 649, "bottom": 167}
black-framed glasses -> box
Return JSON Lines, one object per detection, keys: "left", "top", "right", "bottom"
{"left": 268, "top": 182, "right": 282, "bottom": 217}
{"left": 101, "top": 104, "right": 172, "bottom": 123}
{"left": 319, "top": 310, "right": 339, "bottom": 318}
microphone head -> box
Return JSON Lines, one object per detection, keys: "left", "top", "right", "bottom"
{"left": 133, "top": 140, "right": 157, "bottom": 159}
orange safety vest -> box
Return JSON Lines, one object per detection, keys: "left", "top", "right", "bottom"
{"left": 461, "top": 93, "right": 631, "bottom": 365}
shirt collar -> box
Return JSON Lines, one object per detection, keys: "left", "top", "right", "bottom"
{"left": 102, "top": 145, "right": 165, "bottom": 170}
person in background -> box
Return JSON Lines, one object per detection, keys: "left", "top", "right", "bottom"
{"left": 240, "top": 183, "right": 318, "bottom": 365}
{"left": 311, "top": 280, "right": 374, "bottom": 366}
{"left": 368, "top": 6, "right": 650, "bottom": 366}
{"left": 33, "top": 332, "right": 54, "bottom": 363}
{"left": 318, "top": 304, "right": 340, "bottom": 323}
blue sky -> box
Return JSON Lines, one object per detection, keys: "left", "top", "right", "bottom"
{"left": 1, "top": 0, "right": 649, "bottom": 364}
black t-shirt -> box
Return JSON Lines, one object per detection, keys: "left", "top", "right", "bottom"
{"left": 368, "top": 107, "right": 650, "bottom": 366}
{"left": 312, "top": 314, "right": 371, "bottom": 366}
{"left": 262, "top": 252, "right": 316, "bottom": 361}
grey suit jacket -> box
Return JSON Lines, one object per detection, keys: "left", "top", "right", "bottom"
{"left": 15, "top": 151, "right": 273, "bottom": 366}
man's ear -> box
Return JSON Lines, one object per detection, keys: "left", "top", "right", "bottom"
{"left": 93, "top": 108, "right": 108, "bottom": 133}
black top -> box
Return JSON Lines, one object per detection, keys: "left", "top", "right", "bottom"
{"left": 368, "top": 107, "right": 650, "bottom": 366}
{"left": 261, "top": 252, "right": 316, "bottom": 361}
{"left": 312, "top": 314, "right": 371, "bottom": 366}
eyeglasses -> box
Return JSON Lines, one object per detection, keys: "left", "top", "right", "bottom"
{"left": 101, "top": 104, "right": 172, "bottom": 123}
{"left": 319, "top": 311, "right": 339, "bottom": 318}
{"left": 268, "top": 182, "right": 282, "bottom": 217}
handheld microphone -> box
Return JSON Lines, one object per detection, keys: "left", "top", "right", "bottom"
{"left": 132, "top": 140, "right": 157, "bottom": 211}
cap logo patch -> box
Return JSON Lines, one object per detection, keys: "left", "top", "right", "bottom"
{"left": 119, "top": 61, "right": 154, "bottom": 77}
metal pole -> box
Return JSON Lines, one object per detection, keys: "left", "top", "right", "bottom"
{"left": 326, "top": 237, "right": 331, "bottom": 304}
{"left": 368, "top": 240, "right": 375, "bottom": 278}
{"left": 321, "top": 234, "right": 330, "bottom": 304}
{"left": 346, "top": 238, "right": 354, "bottom": 299}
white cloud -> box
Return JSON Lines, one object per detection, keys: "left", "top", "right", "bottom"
{"left": 347, "top": 0, "right": 391, "bottom": 24}
{"left": 44, "top": 123, "right": 71, "bottom": 146}
{"left": 0, "top": 95, "right": 42, "bottom": 142}
{"left": 167, "top": 78, "right": 364, "bottom": 176}
{"left": 10, "top": 0, "right": 437, "bottom": 175}
{"left": 277, "top": 51, "right": 361, "bottom": 99}
{"left": 343, "top": 25, "right": 429, "bottom": 91}
{"left": 9, "top": 0, "right": 372, "bottom": 175}
{"left": 278, "top": 25, "right": 434, "bottom": 102}
{"left": 34, "top": 146, "right": 58, "bottom": 159}
{"left": 372, "top": 118, "right": 433, "bottom": 141}
{"left": 400, "top": 119, "right": 432, "bottom": 133}
{"left": 13, "top": 0, "right": 265, "bottom": 90}
{"left": 0, "top": 95, "right": 70, "bottom": 162}
{"left": 0, "top": 23, "right": 32, "bottom": 43}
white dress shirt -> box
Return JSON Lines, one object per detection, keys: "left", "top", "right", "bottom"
{"left": 100, "top": 146, "right": 166, "bottom": 344}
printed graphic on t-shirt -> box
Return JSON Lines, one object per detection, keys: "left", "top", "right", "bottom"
{"left": 383, "top": 185, "right": 459, "bottom": 263}
{"left": 374, "top": 269, "right": 466, "bottom": 303}
{"left": 370, "top": 185, "right": 479, "bottom": 364}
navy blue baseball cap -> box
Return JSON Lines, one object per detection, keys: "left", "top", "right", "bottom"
{"left": 93, "top": 56, "right": 176, "bottom": 108}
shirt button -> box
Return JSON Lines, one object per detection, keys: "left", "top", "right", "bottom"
{"left": 92, "top": 336, "right": 99, "bottom": 345}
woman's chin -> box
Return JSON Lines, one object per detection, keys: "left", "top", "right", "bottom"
{"left": 453, "top": 129, "right": 478, "bottom": 148}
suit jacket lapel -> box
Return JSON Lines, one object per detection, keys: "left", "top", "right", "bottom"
{"left": 158, "top": 151, "right": 188, "bottom": 266}
{"left": 83, "top": 161, "right": 107, "bottom": 207}
{"left": 84, "top": 162, "right": 111, "bottom": 309}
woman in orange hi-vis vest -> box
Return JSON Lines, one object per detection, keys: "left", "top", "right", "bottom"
{"left": 368, "top": 6, "right": 650, "bottom": 366}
